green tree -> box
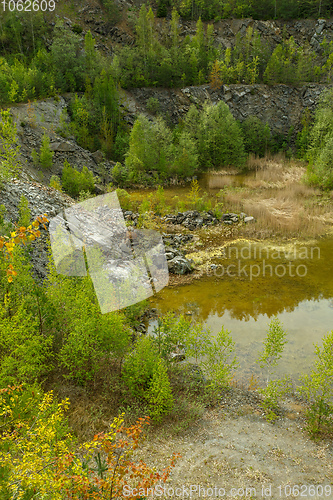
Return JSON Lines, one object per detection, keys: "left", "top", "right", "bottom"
{"left": 241, "top": 116, "right": 271, "bottom": 157}
{"left": 305, "top": 88, "right": 333, "bottom": 189}
{"left": 201, "top": 326, "right": 238, "bottom": 392}
{"left": 125, "top": 114, "right": 173, "bottom": 179}
{"left": 257, "top": 316, "right": 288, "bottom": 371}
{"left": 298, "top": 330, "right": 333, "bottom": 437}
{"left": 39, "top": 133, "right": 54, "bottom": 169}
{"left": 256, "top": 317, "right": 290, "bottom": 421}
{"left": 199, "top": 101, "right": 246, "bottom": 170}
{"left": 172, "top": 130, "right": 198, "bottom": 177}
{"left": 51, "top": 20, "right": 83, "bottom": 92}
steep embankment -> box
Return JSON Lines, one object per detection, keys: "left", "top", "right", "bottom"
{"left": 122, "top": 83, "right": 333, "bottom": 138}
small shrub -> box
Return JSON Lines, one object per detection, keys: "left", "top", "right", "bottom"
{"left": 147, "top": 358, "right": 174, "bottom": 422}
{"left": 39, "top": 133, "right": 54, "bottom": 169}
{"left": 17, "top": 195, "right": 31, "bottom": 227}
{"left": 153, "top": 185, "right": 167, "bottom": 215}
{"left": 112, "top": 162, "right": 130, "bottom": 187}
{"left": 122, "top": 336, "right": 174, "bottom": 421}
{"left": 122, "top": 336, "right": 159, "bottom": 399}
{"left": 256, "top": 317, "right": 289, "bottom": 421}
{"left": 0, "top": 110, "right": 21, "bottom": 184}
{"left": 49, "top": 175, "right": 62, "bottom": 192}
{"left": 31, "top": 148, "right": 39, "bottom": 167}
{"left": 146, "top": 97, "right": 160, "bottom": 114}
{"left": 298, "top": 330, "right": 333, "bottom": 438}
{"left": 258, "top": 376, "right": 292, "bottom": 422}
{"left": 116, "top": 188, "right": 132, "bottom": 211}
{"left": 78, "top": 190, "right": 93, "bottom": 201}
{"left": 201, "top": 326, "right": 238, "bottom": 393}
{"left": 61, "top": 160, "right": 95, "bottom": 198}
{"left": 72, "top": 23, "right": 83, "bottom": 34}
{"left": 137, "top": 198, "right": 152, "bottom": 228}
{"left": 257, "top": 316, "right": 288, "bottom": 370}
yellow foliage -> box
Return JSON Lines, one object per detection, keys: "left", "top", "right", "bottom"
{"left": 0, "top": 214, "right": 48, "bottom": 281}
{"left": 0, "top": 387, "right": 180, "bottom": 499}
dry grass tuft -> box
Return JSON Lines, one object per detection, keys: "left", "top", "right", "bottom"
{"left": 221, "top": 158, "right": 333, "bottom": 238}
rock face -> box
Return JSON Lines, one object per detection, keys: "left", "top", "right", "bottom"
{"left": 122, "top": 83, "right": 333, "bottom": 139}
{"left": 118, "top": 17, "right": 333, "bottom": 137}
{"left": 10, "top": 97, "right": 114, "bottom": 187}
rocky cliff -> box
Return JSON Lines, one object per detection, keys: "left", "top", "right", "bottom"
{"left": 123, "top": 82, "right": 333, "bottom": 137}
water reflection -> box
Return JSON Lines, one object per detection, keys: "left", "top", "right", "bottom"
{"left": 149, "top": 237, "right": 333, "bottom": 381}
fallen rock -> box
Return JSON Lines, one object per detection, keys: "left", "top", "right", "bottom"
{"left": 167, "top": 256, "right": 193, "bottom": 275}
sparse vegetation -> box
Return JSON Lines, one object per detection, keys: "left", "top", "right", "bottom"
{"left": 0, "top": 2, "right": 333, "bottom": 496}
{"left": 61, "top": 160, "right": 95, "bottom": 198}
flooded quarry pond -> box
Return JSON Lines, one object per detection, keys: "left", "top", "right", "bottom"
{"left": 148, "top": 236, "right": 333, "bottom": 384}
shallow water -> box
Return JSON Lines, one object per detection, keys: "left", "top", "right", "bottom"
{"left": 148, "top": 237, "right": 333, "bottom": 383}
{"left": 128, "top": 171, "right": 247, "bottom": 206}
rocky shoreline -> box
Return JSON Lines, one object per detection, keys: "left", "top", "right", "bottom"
{"left": 0, "top": 177, "right": 256, "bottom": 280}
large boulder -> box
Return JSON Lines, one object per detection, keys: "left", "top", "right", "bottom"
{"left": 167, "top": 256, "right": 193, "bottom": 275}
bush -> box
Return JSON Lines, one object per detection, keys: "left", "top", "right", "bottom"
{"left": 298, "top": 330, "right": 333, "bottom": 437}
{"left": 122, "top": 335, "right": 159, "bottom": 399}
{"left": 39, "top": 133, "right": 54, "bottom": 169}
{"left": 257, "top": 316, "right": 288, "bottom": 370}
{"left": 0, "top": 387, "right": 178, "bottom": 499}
{"left": 115, "top": 187, "right": 132, "bottom": 211}
{"left": 72, "top": 23, "right": 83, "bottom": 34}
{"left": 256, "top": 317, "right": 289, "bottom": 421}
{"left": 201, "top": 326, "right": 238, "bottom": 392}
{"left": 112, "top": 162, "right": 130, "bottom": 187}
{"left": 147, "top": 358, "right": 174, "bottom": 421}
{"left": 46, "top": 268, "right": 131, "bottom": 384}
{"left": 311, "top": 137, "right": 333, "bottom": 190}
{"left": 61, "top": 160, "right": 95, "bottom": 198}
{"left": 146, "top": 96, "right": 160, "bottom": 114}
{"left": 49, "top": 175, "right": 62, "bottom": 192}
{"left": 122, "top": 335, "right": 174, "bottom": 421}
{"left": 0, "top": 249, "right": 52, "bottom": 386}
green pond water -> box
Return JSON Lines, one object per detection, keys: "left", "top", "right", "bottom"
{"left": 129, "top": 172, "right": 333, "bottom": 383}
{"left": 148, "top": 236, "right": 333, "bottom": 384}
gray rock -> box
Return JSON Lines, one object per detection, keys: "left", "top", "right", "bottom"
{"left": 244, "top": 216, "right": 255, "bottom": 223}
{"left": 167, "top": 256, "right": 193, "bottom": 275}
{"left": 91, "top": 150, "right": 104, "bottom": 164}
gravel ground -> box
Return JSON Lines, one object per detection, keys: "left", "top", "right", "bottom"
{"left": 133, "top": 389, "right": 333, "bottom": 500}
